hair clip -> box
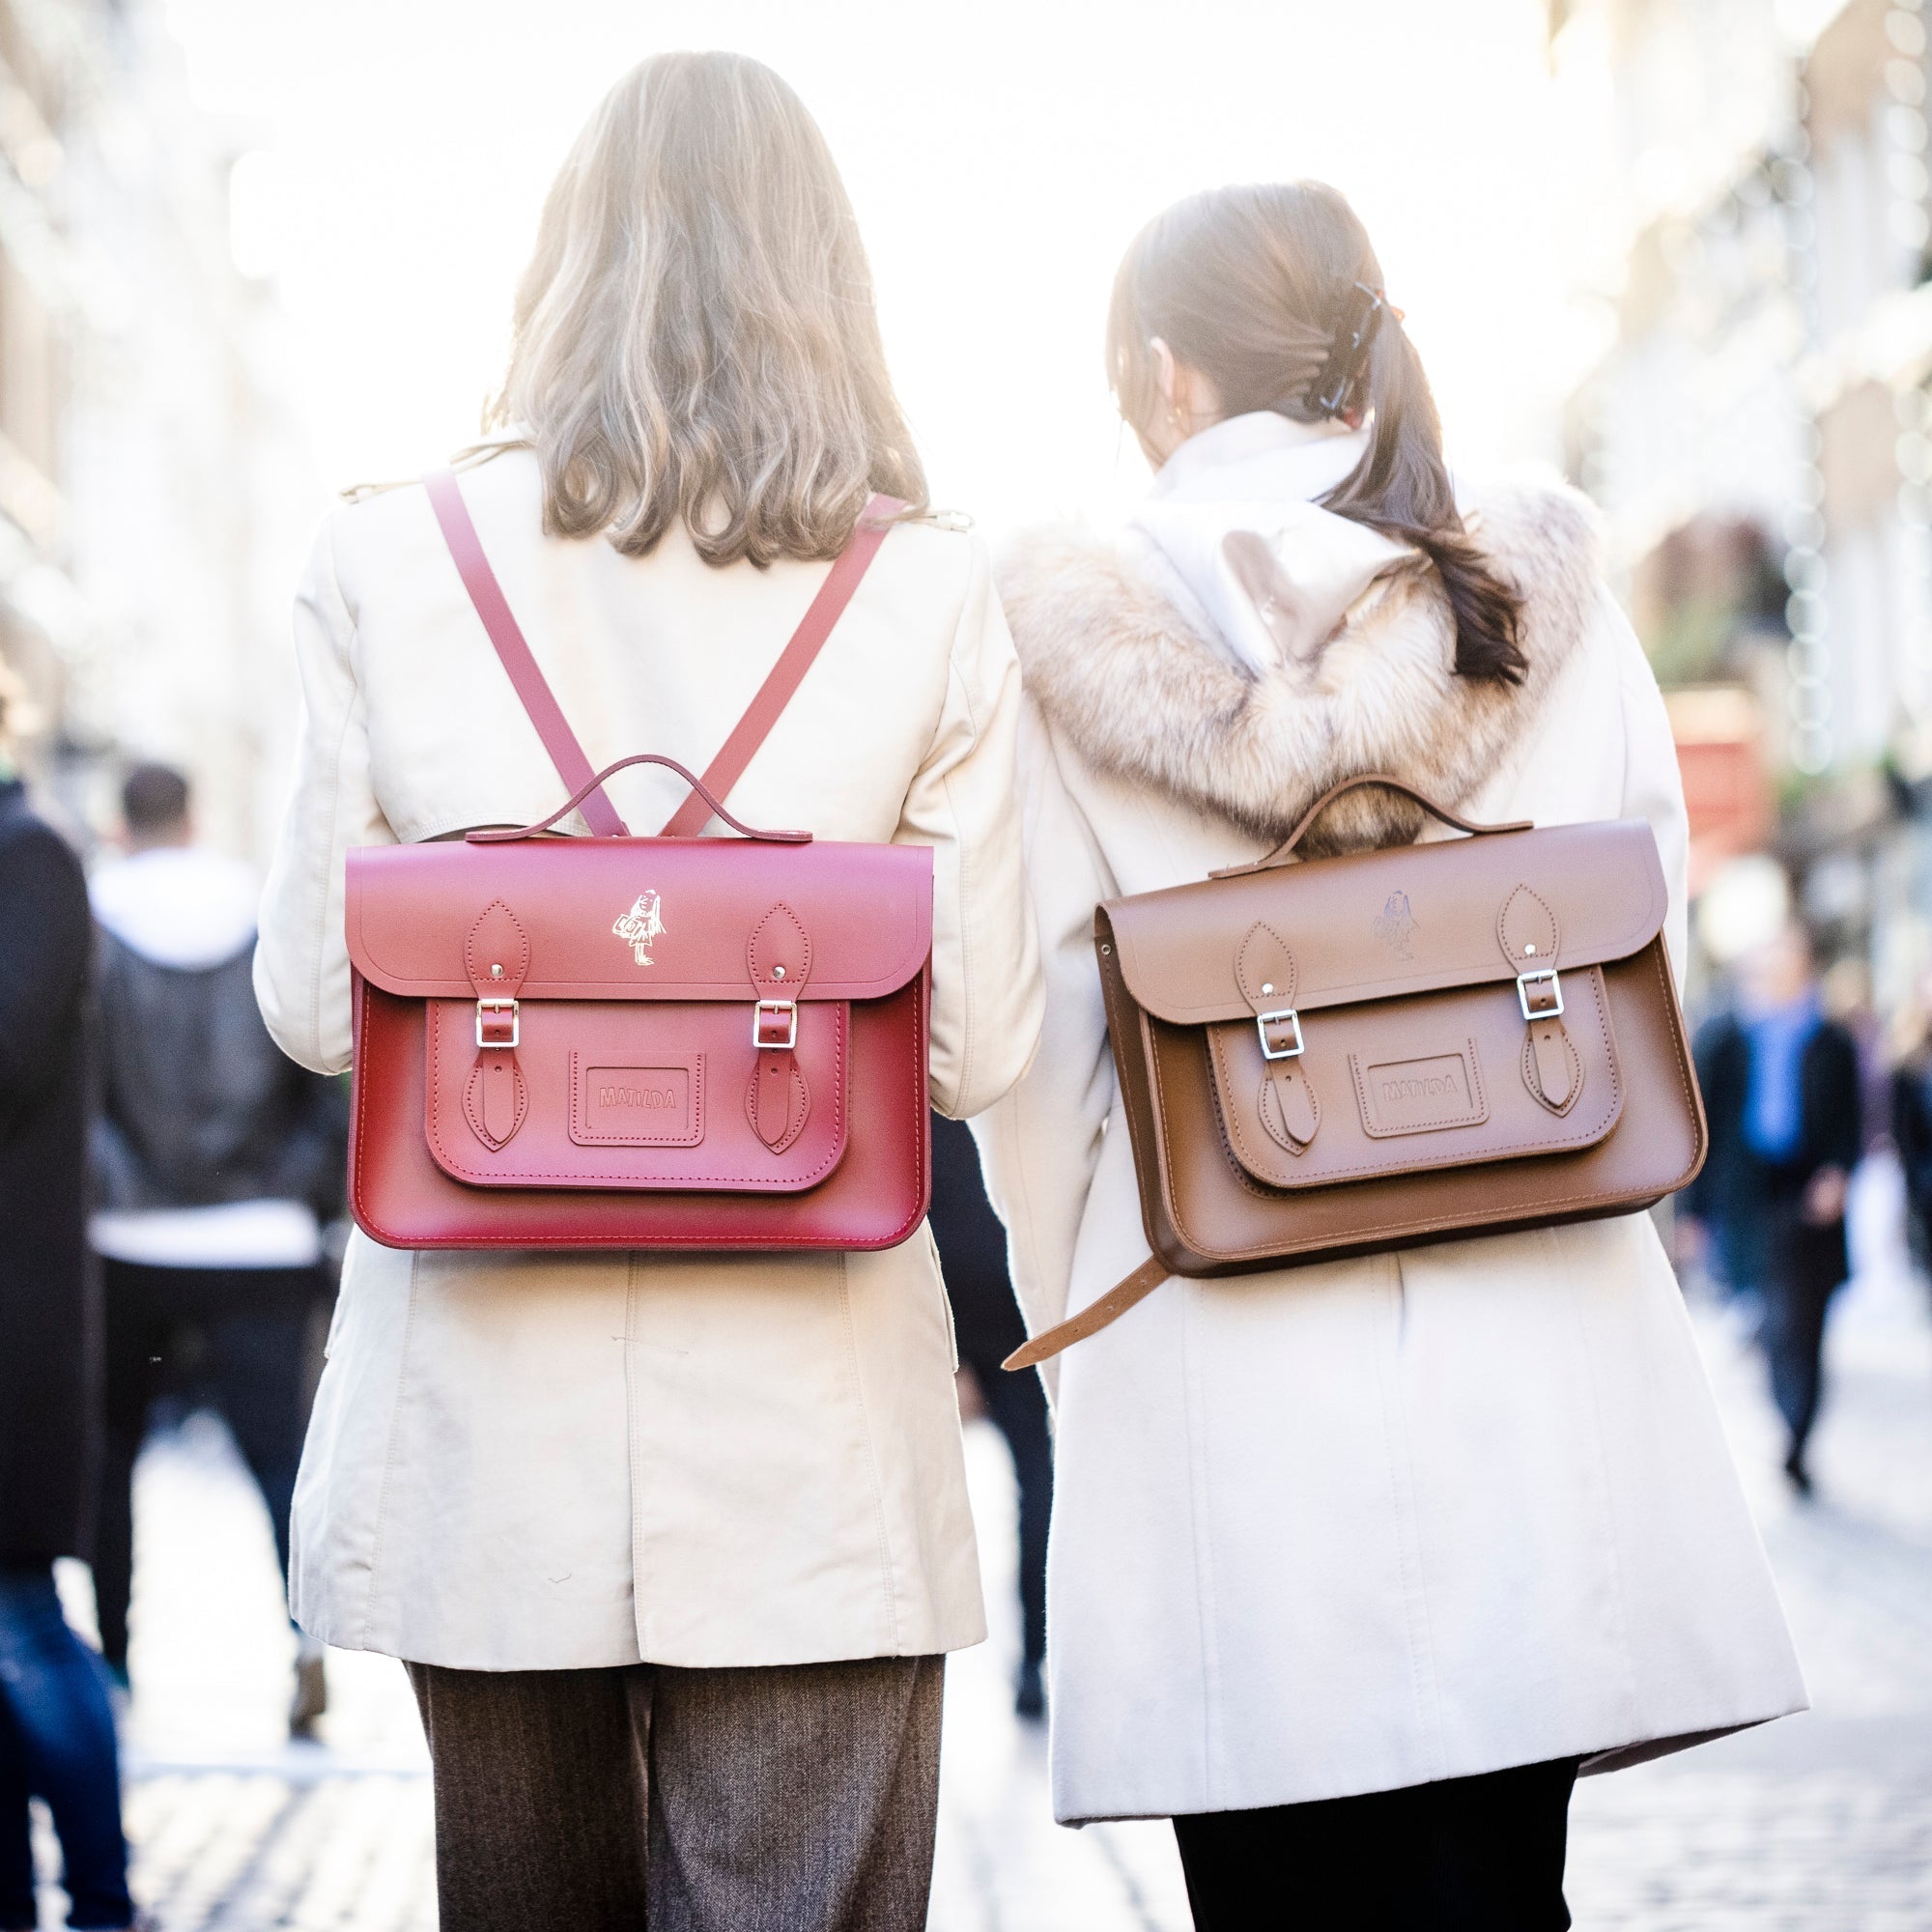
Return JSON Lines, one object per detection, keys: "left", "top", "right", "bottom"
{"left": 1309, "top": 282, "right": 1393, "bottom": 418}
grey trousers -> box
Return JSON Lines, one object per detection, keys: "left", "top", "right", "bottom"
{"left": 406, "top": 1653, "right": 944, "bottom": 1932}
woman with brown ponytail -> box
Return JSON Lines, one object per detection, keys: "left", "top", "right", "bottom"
{"left": 977, "top": 183, "right": 1804, "bottom": 1928}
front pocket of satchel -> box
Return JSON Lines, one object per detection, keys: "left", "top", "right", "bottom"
{"left": 1202, "top": 969, "right": 1624, "bottom": 1192}
{"left": 422, "top": 997, "right": 848, "bottom": 1192}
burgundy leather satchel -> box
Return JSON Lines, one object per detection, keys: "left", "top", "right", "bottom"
{"left": 345, "top": 471, "right": 932, "bottom": 1252}
{"left": 1008, "top": 775, "right": 1708, "bottom": 1367}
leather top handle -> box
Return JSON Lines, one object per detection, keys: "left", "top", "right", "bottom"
{"left": 468, "top": 753, "right": 811, "bottom": 846}
{"left": 1210, "top": 774, "right": 1532, "bottom": 879}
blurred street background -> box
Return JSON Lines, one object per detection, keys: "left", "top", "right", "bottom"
{"left": 4, "top": 0, "right": 1932, "bottom": 1922}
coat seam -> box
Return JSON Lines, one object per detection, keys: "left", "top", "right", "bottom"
{"left": 838, "top": 1250, "right": 904, "bottom": 1652}
{"left": 1179, "top": 1282, "right": 1222, "bottom": 1808}
{"left": 305, "top": 516, "right": 359, "bottom": 1068}
{"left": 355, "top": 1247, "right": 419, "bottom": 1651}
{"left": 938, "top": 762, "right": 979, "bottom": 1116}
{"left": 1379, "top": 1251, "right": 1448, "bottom": 1780}
{"left": 928, "top": 555, "right": 985, "bottom": 1117}
{"left": 625, "top": 1255, "right": 648, "bottom": 1657}
{"left": 1559, "top": 1227, "right": 1646, "bottom": 1734}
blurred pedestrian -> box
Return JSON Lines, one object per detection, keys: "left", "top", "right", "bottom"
{"left": 927, "top": 1113, "right": 1051, "bottom": 1719}
{"left": 978, "top": 182, "right": 1804, "bottom": 1930}
{"left": 88, "top": 763, "right": 345, "bottom": 1737}
{"left": 252, "top": 53, "right": 1037, "bottom": 1932}
{"left": 0, "top": 662, "right": 140, "bottom": 1932}
{"left": 1687, "top": 921, "right": 1861, "bottom": 1493}
{"left": 1888, "top": 981, "right": 1932, "bottom": 1275}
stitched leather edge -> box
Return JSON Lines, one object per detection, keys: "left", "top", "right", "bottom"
{"left": 1107, "top": 841, "right": 1670, "bottom": 1028}
{"left": 1520, "top": 1024, "right": 1583, "bottom": 1117}
{"left": 1155, "top": 952, "right": 1696, "bottom": 1263}
{"left": 1168, "top": 968, "right": 1629, "bottom": 1251}
{"left": 749, "top": 900, "right": 813, "bottom": 992}
{"left": 1495, "top": 882, "right": 1560, "bottom": 968}
{"left": 464, "top": 1053, "right": 528, "bottom": 1150}
{"left": 1645, "top": 938, "right": 1706, "bottom": 1195}
{"left": 1256, "top": 1065, "right": 1320, "bottom": 1154}
{"left": 350, "top": 971, "right": 931, "bottom": 1248}
{"left": 743, "top": 1055, "right": 810, "bottom": 1155}
{"left": 424, "top": 999, "right": 846, "bottom": 1188}
{"left": 1202, "top": 973, "right": 1619, "bottom": 1192}
{"left": 465, "top": 897, "right": 530, "bottom": 991}
{"left": 568, "top": 1051, "right": 706, "bottom": 1149}
{"left": 1236, "top": 920, "right": 1297, "bottom": 1009}
{"left": 1347, "top": 1037, "right": 1489, "bottom": 1139}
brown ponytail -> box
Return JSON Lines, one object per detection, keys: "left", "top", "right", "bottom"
{"left": 1106, "top": 183, "right": 1526, "bottom": 685}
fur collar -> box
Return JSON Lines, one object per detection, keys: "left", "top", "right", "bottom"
{"left": 999, "top": 475, "right": 1602, "bottom": 857}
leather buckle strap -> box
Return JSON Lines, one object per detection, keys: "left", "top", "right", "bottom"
{"left": 1003, "top": 1257, "right": 1171, "bottom": 1372}
{"left": 1256, "top": 1008, "right": 1304, "bottom": 1061}
{"left": 1517, "top": 969, "right": 1563, "bottom": 1021}
{"left": 474, "top": 997, "right": 520, "bottom": 1049}
{"left": 747, "top": 903, "right": 812, "bottom": 1151}
{"left": 1236, "top": 923, "right": 1318, "bottom": 1151}
{"left": 753, "top": 999, "right": 798, "bottom": 1051}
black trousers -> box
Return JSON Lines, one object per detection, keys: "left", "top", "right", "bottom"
{"left": 1174, "top": 1757, "right": 1579, "bottom": 1931}
{"left": 1760, "top": 1206, "right": 1846, "bottom": 1460}
{"left": 956, "top": 1334, "right": 1051, "bottom": 1669}
{"left": 97, "top": 1258, "right": 326, "bottom": 1670}
{"left": 925, "top": 1115, "right": 1051, "bottom": 1671}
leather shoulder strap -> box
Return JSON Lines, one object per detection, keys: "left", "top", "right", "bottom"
{"left": 1002, "top": 1256, "right": 1169, "bottom": 1371}
{"left": 661, "top": 496, "right": 903, "bottom": 837}
{"left": 423, "top": 468, "right": 629, "bottom": 838}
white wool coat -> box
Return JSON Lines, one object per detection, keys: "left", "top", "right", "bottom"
{"left": 254, "top": 446, "right": 1042, "bottom": 1671}
{"left": 977, "top": 414, "right": 1805, "bottom": 1825}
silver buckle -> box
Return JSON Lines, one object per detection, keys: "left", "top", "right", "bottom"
{"left": 1517, "top": 969, "right": 1563, "bottom": 1021}
{"left": 753, "top": 998, "right": 798, "bottom": 1051}
{"left": 475, "top": 997, "right": 520, "bottom": 1049}
{"left": 1256, "top": 1007, "right": 1304, "bottom": 1061}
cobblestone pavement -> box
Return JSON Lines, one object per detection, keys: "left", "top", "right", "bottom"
{"left": 29, "top": 1199, "right": 1932, "bottom": 1929}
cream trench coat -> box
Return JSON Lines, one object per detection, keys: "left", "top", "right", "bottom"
{"left": 255, "top": 448, "right": 1042, "bottom": 1671}
{"left": 981, "top": 417, "right": 1805, "bottom": 1825}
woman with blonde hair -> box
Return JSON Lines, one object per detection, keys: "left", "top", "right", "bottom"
{"left": 979, "top": 182, "right": 1804, "bottom": 1928}
{"left": 255, "top": 53, "right": 1039, "bottom": 1930}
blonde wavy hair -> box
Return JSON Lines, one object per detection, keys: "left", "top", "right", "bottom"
{"left": 489, "top": 51, "right": 927, "bottom": 567}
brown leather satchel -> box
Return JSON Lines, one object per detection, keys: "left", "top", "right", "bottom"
{"left": 1007, "top": 776, "right": 1707, "bottom": 1368}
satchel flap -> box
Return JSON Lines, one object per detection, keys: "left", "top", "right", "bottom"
{"left": 347, "top": 838, "right": 932, "bottom": 1001}
{"left": 1105, "top": 820, "right": 1665, "bottom": 1025}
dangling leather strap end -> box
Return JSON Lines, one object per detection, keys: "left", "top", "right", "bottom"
{"left": 1003, "top": 1256, "right": 1170, "bottom": 1371}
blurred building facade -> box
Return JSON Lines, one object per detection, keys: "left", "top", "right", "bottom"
{"left": 1564, "top": 0, "right": 1932, "bottom": 1014}
{"left": 0, "top": 0, "right": 311, "bottom": 859}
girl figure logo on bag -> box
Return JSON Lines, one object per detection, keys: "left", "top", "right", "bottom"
{"left": 1372, "top": 891, "right": 1417, "bottom": 963}
{"left": 612, "top": 891, "right": 668, "bottom": 966}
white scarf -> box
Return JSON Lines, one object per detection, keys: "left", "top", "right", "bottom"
{"left": 1127, "top": 412, "right": 1414, "bottom": 675}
